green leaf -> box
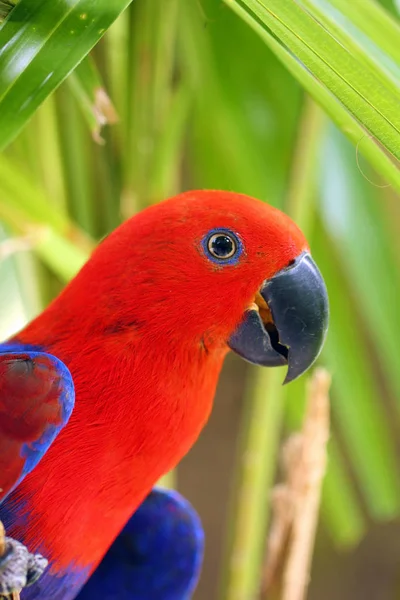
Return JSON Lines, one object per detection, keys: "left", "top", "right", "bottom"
{"left": 0, "top": 227, "right": 41, "bottom": 337}
{"left": 220, "top": 366, "right": 286, "bottom": 600}
{"left": 0, "top": 0, "right": 132, "bottom": 150}
{"left": 179, "top": 0, "right": 301, "bottom": 204}
{"left": 122, "top": 0, "right": 181, "bottom": 210}
{"left": 321, "top": 126, "right": 400, "bottom": 406}
{"left": 225, "top": 0, "right": 400, "bottom": 161}
{"left": 0, "top": 153, "right": 66, "bottom": 231}
{"left": 321, "top": 441, "right": 366, "bottom": 547}
{"left": 314, "top": 222, "right": 400, "bottom": 520}
{"left": 327, "top": 0, "right": 400, "bottom": 68}
{"left": 148, "top": 83, "right": 191, "bottom": 201}
{"left": 297, "top": 0, "right": 400, "bottom": 93}
{"left": 0, "top": 153, "right": 92, "bottom": 279}
{"left": 34, "top": 227, "right": 88, "bottom": 281}
{"left": 224, "top": 0, "right": 400, "bottom": 193}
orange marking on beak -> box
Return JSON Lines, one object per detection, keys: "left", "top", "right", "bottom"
{"left": 255, "top": 290, "right": 274, "bottom": 325}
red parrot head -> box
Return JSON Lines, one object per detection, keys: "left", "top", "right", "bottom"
{"left": 54, "top": 190, "right": 329, "bottom": 383}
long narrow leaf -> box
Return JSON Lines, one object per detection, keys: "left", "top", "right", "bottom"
{"left": 0, "top": 154, "right": 93, "bottom": 276}
{"left": 226, "top": 0, "right": 400, "bottom": 160}
{"left": 328, "top": 0, "right": 400, "bottom": 67}
{"left": 314, "top": 223, "right": 400, "bottom": 520}
{"left": 298, "top": 0, "right": 400, "bottom": 93}
{"left": 321, "top": 127, "right": 400, "bottom": 406}
{"left": 0, "top": 0, "right": 132, "bottom": 149}
{"left": 225, "top": 1, "right": 400, "bottom": 192}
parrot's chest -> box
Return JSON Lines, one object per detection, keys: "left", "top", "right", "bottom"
{"left": 6, "top": 356, "right": 221, "bottom": 573}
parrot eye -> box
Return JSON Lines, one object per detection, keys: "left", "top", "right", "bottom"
{"left": 203, "top": 229, "right": 242, "bottom": 264}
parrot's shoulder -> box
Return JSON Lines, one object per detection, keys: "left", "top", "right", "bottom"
{"left": 0, "top": 342, "right": 75, "bottom": 503}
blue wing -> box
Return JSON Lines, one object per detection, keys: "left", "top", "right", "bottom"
{"left": 76, "top": 488, "right": 204, "bottom": 600}
{"left": 0, "top": 342, "right": 75, "bottom": 504}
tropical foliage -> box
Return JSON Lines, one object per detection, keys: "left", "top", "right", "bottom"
{"left": 0, "top": 0, "right": 400, "bottom": 597}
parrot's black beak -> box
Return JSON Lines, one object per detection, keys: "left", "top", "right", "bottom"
{"left": 228, "top": 252, "right": 329, "bottom": 384}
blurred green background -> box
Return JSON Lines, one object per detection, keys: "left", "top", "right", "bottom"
{"left": 1, "top": 0, "right": 400, "bottom": 598}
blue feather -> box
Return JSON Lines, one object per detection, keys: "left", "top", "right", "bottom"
{"left": 76, "top": 488, "right": 204, "bottom": 600}
{"left": 0, "top": 342, "right": 75, "bottom": 503}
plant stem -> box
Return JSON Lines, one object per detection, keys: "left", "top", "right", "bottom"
{"left": 285, "top": 96, "right": 326, "bottom": 234}
{"left": 221, "top": 367, "right": 286, "bottom": 600}
{"left": 281, "top": 370, "right": 331, "bottom": 600}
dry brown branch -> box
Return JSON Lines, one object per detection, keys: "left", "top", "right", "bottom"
{"left": 262, "top": 368, "right": 331, "bottom": 600}
{"left": 92, "top": 88, "right": 119, "bottom": 144}
{"left": 282, "top": 368, "right": 331, "bottom": 600}
{"left": 0, "top": 521, "right": 5, "bottom": 556}
{"left": 262, "top": 435, "right": 303, "bottom": 592}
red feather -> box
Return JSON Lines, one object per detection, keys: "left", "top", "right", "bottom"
{"left": 0, "top": 352, "right": 71, "bottom": 502}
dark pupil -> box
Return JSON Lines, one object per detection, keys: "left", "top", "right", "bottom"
{"left": 211, "top": 235, "right": 234, "bottom": 258}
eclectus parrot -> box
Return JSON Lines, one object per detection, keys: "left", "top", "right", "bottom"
{"left": 0, "top": 191, "right": 328, "bottom": 599}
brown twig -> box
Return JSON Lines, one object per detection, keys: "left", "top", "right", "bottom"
{"left": 0, "top": 521, "right": 5, "bottom": 556}
{"left": 261, "top": 435, "right": 304, "bottom": 594}
{"left": 262, "top": 368, "right": 331, "bottom": 600}
{"left": 282, "top": 368, "right": 331, "bottom": 600}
